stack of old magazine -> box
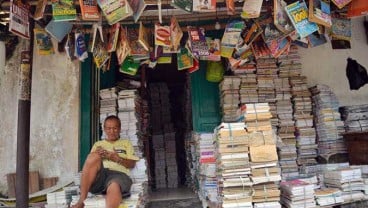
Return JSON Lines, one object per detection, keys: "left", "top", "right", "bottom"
{"left": 240, "top": 74, "right": 258, "bottom": 104}
{"left": 278, "top": 45, "right": 302, "bottom": 79}
{"left": 220, "top": 76, "right": 241, "bottom": 122}
{"left": 99, "top": 87, "right": 118, "bottom": 135}
{"left": 324, "top": 167, "right": 365, "bottom": 202}
{"left": 340, "top": 104, "right": 368, "bottom": 133}
{"left": 124, "top": 158, "right": 148, "bottom": 208}
{"left": 193, "top": 133, "right": 219, "bottom": 206}
{"left": 165, "top": 131, "right": 178, "bottom": 188}
{"left": 315, "top": 188, "right": 344, "bottom": 206}
{"left": 310, "top": 84, "right": 347, "bottom": 162}
{"left": 280, "top": 179, "right": 316, "bottom": 208}
{"left": 216, "top": 122, "right": 252, "bottom": 208}
{"left": 241, "top": 103, "right": 273, "bottom": 132}
{"left": 135, "top": 93, "right": 150, "bottom": 141}
{"left": 46, "top": 186, "right": 79, "bottom": 208}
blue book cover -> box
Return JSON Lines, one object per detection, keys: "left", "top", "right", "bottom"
{"left": 45, "top": 20, "right": 73, "bottom": 42}
{"left": 285, "top": 0, "right": 318, "bottom": 39}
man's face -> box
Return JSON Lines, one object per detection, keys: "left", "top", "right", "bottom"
{"left": 104, "top": 119, "right": 121, "bottom": 141}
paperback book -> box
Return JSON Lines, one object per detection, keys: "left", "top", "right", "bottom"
{"left": 170, "top": 16, "right": 183, "bottom": 52}
{"left": 171, "top": 0, "right": 193, "bottom": 13}
{"left": 33, "top": 0, "right": 48, "bottom": 20}
{"left": 308, "top": 0, "right": 332, "bottom": 27}
{"left": 98, "top": 0, "right": 133, "bottom": 25}
{"left": 106, "top": 23, "right": 120, "bottom": 52}
{"left": 193, "top": 0, "right": 216, "bottom": 12}
{"left": 45, "top": 20, "right": 73, "bottom": 42}
{"left": 116, "top": 26, "right": 131, "bottom": 65}
{"left": 34, "top": 28, "right": 54, "bottom": 55}
{"left": 220, "top": 21, "right": 244, "bottom": 58}
{"left": 127, "top": 0, "right": 147, "bottom": 23}
{"left": 241, "top": 0, "right": 263, "bottom": 19}
{"left": 51, "top": 0, "right": 77, "bottom": 21}
{"left": 274, "top": 0, "right": 295, "bottom": 36}
{"left": 79, "top": 0, "right": 101, "bottom": 20}
{"left": 187, "top": 26, "right": 209, "bottom": 58}
{"left": 9, "top": 0, "right": 30, "bottom": 39}
{"left": 138, "top": 22, "right": 151, "bottom": 52}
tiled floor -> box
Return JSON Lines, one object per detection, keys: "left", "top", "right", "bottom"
{"left": 148, "top": 187, "right": 197, "bottom": 202}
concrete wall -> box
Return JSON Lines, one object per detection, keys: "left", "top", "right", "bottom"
{"left": 299, "top": 17, "right": 368, "bottom": 106}
{"left": 0, "top": 40, "right": 80, "bottom": 195}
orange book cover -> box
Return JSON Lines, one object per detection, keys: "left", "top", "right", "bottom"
{"left": 79, "top": 0, "right": 101, "bottom": 20}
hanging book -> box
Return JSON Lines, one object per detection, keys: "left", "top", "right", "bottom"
{"left": 187, "top": 26, "right": 209, "bottom": 58}
{"left": 65, "top": 33, "right": 76, "bottom": 60}
{"left": 138, "top": 22, "right": 151, "bottom": 52}
{"left": 220, "top": 21, "right": 245, "bottom": 58}
{"left": 241, "top": 0, "right": 263, "bottom": 19}
{"left": 116, "top": 26, "right": 131, "bottom": 65}
{"left": 273, "top": 0, "right": 295, "bottom": 35}
{"left": 205, "top": 38, "right": 221, "bottom": 61}
{"left": 177, "top": 47, "right": 193, "bottom": 70}
{"left": 127, "top": 0, "right": 147, "bottom": 23}
{"left": 9, "top": 0, "right": 30, "bottom": 39}
{"left": 171, "top": 0, "right": 193, "bottom": 13}
{"left": 34, "top": 28, "right": 54, "bottom": 55}
{"left": 170, "top": 16, "right": 183, "bottom": 52}
{"left": 128, "top": 28, "right": 149, "bottom": 61}
{"left": 193, "top": 0, "right": 216, "bottom": 12}
{"left": 106, "top": 23, "right": 120, "bottom": 52}
{"left": 75, "top": 33, "right": 88, "bottom": 61}
{"left": 45, "top": 20, "right": 73, "bottom": 42}
{"left": 51, "top": 0, "right": 77, "bottom": 21}
{"left": 155, "top": 24, "right": 171, "bottom": 47}
{"left": 120, "top": 56, "right": 140, "bottom": 75}
{"left": 331, "top": 0, "right": 352, "bottom": 9}
{"left": 34, "top": 0, "right": 48, "bottom": 20}
{"left": 285, "top": 0, "right": 319, "bottom": 39}
{"left": 309, "top": 0, "right": 332, "bottom": 27}
{"left": 92, "top": 35, "right": 109, "bottom": 69}
{"left": 98, "top": 0, "right": 133, "bottom": 25}
{"left": 79, "top": 0, "right": 101, "bottom": 21}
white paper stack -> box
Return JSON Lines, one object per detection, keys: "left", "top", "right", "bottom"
{"left": 46, "top": 186, "right": 79, "bottom": 208}
{"left": 100, "top": 87, "right": 118, "bottom": 135}
{"left": 126, "top": 158, "right": 148, "bottom": 208}
{"left": 220, "top": 76, "right": 241, "bottom": 122}
{"left": 310, "top": 84, "right": 347, "bottom": 162}
{"left": 280, "top": 179, "right": 316, "bottom": 208}
{"left": 340, "top": 104, "right": 368, "bottom": 133}
{"left": 315, "top": 188, "right": 344, "bottom": 206}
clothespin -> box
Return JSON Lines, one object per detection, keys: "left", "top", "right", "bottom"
{"left": 92, "top": 16, "right": 104, "bottom": 42}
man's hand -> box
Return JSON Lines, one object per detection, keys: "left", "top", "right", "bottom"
{"left": 96, "top": 146, "right": 109, "bottom": 159}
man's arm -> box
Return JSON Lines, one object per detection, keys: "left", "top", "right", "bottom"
{"left": 107, "top": 151, "right": 136, "bottom": 169}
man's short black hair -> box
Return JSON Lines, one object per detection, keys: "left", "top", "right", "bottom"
{"left": 104, "top": 115, "right": 121, "bottom": 127}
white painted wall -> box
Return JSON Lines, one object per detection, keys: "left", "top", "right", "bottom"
{"left": 0, "top": 40, "right": 80, "bottom": 195}
{"left": 299, "top": 17, "right": 368, "bottom": 106}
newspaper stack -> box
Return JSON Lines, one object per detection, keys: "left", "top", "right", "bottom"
{"left": 278, "top": 45, "right": 302, "bottom": 79}
{"left": 317, "top": 162, "right": 350, "bottom": 189}
{"left": 165, "top": 131, "right": 178, "bottom": 188}
{"left": 324, "top": 167, "right": 365, "bottom": 202}
{"left": 215, "top": 123, "right": 252, "bottom": 208}
{"left": 46, "top": 186, "right": 79, "bottom": 208}
{"left": 352, "top": 165, "right": 368, "bottom": 194}
{"left": 240, "top": 74, "right": 258, "bottom": 104}
{"left": 135, "top": 93, "right": 150, "bottom": 140}
{"left": 340, "top": 104, "right": 368, "bottom": 133}
{"left": 310, "top": 84, "right": 347, "bottom": 162}
{"left": 219, "top": 76, "right": 241, "bottom": 122}
{"left": 280, "top": 179, "right": 316, "bottom": 208}
{"left": 193, "top": 133, "right": 219, "bottom": 206}
{"left": 99, "top": 87, "right": 118, "bottom": 135}
{"left": 241, "top": 103, "right": 273, "bottom": 132}
{"left": 314, "top": 188, "right": 344, "bottom": 206}
{"left": 125, "top": 158, "right": 148, "bottom": 208}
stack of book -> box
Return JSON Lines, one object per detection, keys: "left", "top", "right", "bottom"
{"left": 46, "top": 187, "right": 79, "bottom": 208}
{"left": 215, "top": 123, "right": 252, "bottom": 208}
{"left": 240, "top": 74, "right": 258, "bottom": 104}
{"left": 241, "top": 103, "right": 273, "bottom": 132}
{"left": 280, "top": 179, "right": 316, "bottom": 208}
{"left": 278, "top": 46, "right": 302, "bottom": 79}
{"left": 135, "top": 93, "right": 150, "bottom": 142}
{"left": 219, "top": 76, "right": 241, "bottom": 122}
{"left": 99, "top": 87, "right": 118, "bottom": 136}
{"left": 314, "top": 188, "right": 344, "bottom": 206}
{"left": 324, "top": 167, "right": 365, "bottom": 202}
{"left": 340, "top": 104, "right": 368, "bottom": 133}
{"left": 125, "top": 158, "right": 148, "bottom": 208}
{"left": 310, "top": 84, "right": 347, "bottom": 162}
{"left": 165, "top": 131, "right": 178, "bottom": 188}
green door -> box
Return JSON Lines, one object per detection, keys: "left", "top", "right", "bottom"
{"left": 190, "top": 61, "right": 221, "bottom": 132}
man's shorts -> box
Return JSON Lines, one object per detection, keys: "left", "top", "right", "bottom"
{"left": 90, "top": 166, "right": 132, "bottom": 194}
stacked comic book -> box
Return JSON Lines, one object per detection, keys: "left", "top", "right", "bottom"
{"left": 220, "top": 76, "right": 241, "bottom": 122}
{"left": 280, "top": 179, "right": 316, "bottom": 208}
{"left": 100, "top": 87, "right": 118, "bottom": 137}
{"left": 340, "top": 104, "right": 368, "bottom": 133}
{"left": 310, "top": 84, "right": 347, "bottom": 162}
{"left": 216, "top": 123, "right": 252, "bottom": 208}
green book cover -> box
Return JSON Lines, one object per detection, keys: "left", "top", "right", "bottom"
{"left": 52, "top": 0, "right": 77, "bottom": 21}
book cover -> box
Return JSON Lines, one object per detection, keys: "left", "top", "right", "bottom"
{"left": 177, "top": 47, "right": 193, "bottom": 70}
{"left": 128, "top": 28, "right": 149, "bottom": 60}
{"left": 331, "top": 17, "right": 351, "bottom": 40}
{"left": 79, "top": 0, "right": 101, "bottom": 20}
{"left": 309, "top": 0, "right": 332, "bottom": 27}
{"left": 241, "top": 0, "right": 263, "bottom": 19}
{"left": 138, "top": 22, "right": 151, "bottom": 52}
{"left": 106, "top": 23, "right": 120, "bottom": 52}
{"left": 205, "top": 37, "right": 221, "bottom": 61}
{"left": 307, "top": 31, "right": 327, "bottom": 47}
{"left": 34, "top": 0, "right": 48, "bottom": 20}
{"left": 92, "top": 35, "right": 109, "bottom": 69}
{"left": 331, "top": 0, "right": 352, "bottom": 9}
{"left": 220, "top": 21, "right": 245, "bottom": 58}
{"left": 34, "top": 28, "right": 54, "bottom": 55}
{"left": 51, "top": 0, "right": 77, "bottom": 21}
{"left": 187, "top": 27, "right": 209, "bottom": 58}
{"left": 193, "top": 0, "right": 216, "bottom": 12}
{"left": 65, "top": 33, "right": 76, "bottom": 60}
{"left": 347, "top": 0, "right": 368, "bottom": 18}
{"left": 98, "top": 0, "right": 133, "bottom": 25}
{"left": 120, "top": 57, "right": 140, "bottom": 75}
{"left": 45, "top": 20, "right": 73, "bottom": 42}
{"left": 188, "top": 56, "right": 199, "bottom": 73}
{"left": 274, "top": 0, "right": 295, "bottom": 35}
{"left": 171, "top": 0, "right": 193, "bottom": 13}
{"left": 9, "top": 0, "right": 30, "bottom": 39}
{"left": 127, "top": 0, "right": 147, "bottom": 23}
{"left": 266, "top": 36, "right": 291, "bottom": 58}
{"left": 116, "top": 26, "right": 131, "bottom": 65}
{"left": 155, "top": 24, "right": 171, "bottom": 47}
{"left": 285, "top": 0, "right": 319, "bottom": 39}
{"left": 170, "top": 16, "right": 183, "bottom": 52}
{"left": 75, "top": 33, "right": 88, "bottom": 61}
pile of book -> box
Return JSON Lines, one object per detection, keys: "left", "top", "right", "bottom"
{"left": 219, "top": 76, "right": 241, "bottom": 122}
{"left": 256, "top": 57, "right": 277, "bottom": 104}
{"left": 99, "top": 87, "right": 118, "bottom": 135}
{"left": 340, "top": 104, "right": 368, "bottom": 133}
{"left": 125, "top": 158, "right": 148, "bottom": 208}
{"left": 240, "top": 74, "right": 258, "bottom": 104}
{"left": 215, "top": 122, "right": 252, "bottom": 208}
{"left": 324, "top": 167, "right": 365, "bottom": 202}
{"left": 165, "top": 131, "right": 178, "bottom": 188}
{"left": 310, "top": 84, "right": 347, "bottom": 162}
{"left": 280, "top": 179, "right": 316, "bottom": 208}
{"left": 46, "top": 186, "right": 79, "bottom": 208}
{"left": 314, "top": 188, "right": 344, "bottom": 206}
{"left": 134, "top": 93, "right": 150, "bottom": 141}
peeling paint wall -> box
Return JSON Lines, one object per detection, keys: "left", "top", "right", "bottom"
{"left": 0, "top": 40, "right": 80, "bottom": 195}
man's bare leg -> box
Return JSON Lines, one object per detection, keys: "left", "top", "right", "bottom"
{"left": 105, "top": 181, "right": 122, "bottom": 208}
{"left": 71, "top": 152, "right": 102, "bottom": 208}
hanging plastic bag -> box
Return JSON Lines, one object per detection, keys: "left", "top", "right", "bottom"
{"left": 346, "top": 57, "right": 368, "bottom": 90}
{"left": 206, "top": 61, "right": 224, "bottom": 82}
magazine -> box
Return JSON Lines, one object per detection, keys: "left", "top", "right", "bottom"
{"left": 155, "top": 24, "right": 171, "bottom": 47}
{"left": 98, "top": 0, "right": 133, "bottom": 25}
{"left": 106, "top": 23, "right": 120, "bottom": 52}
{"left": 220, "top": 21, "right": 245, "bottom": 58}
{"left": 308, "top": 0, "right": 332, "bottom": 27}
{"left": 273, "top": 0, "right": 295, "bottom": 36}
{"left": 79, "top": 0, "right": 101, "bottom": 20}
{"left": 171, "top": 0, "right": 193, "bottom": 13}
{"left": 170, "top": 16, "right": 183, "bottom": 52}
{"left": 9, "top": 0, "right": 30, "bottom": 39}
{"left": 138, "top": 22, "right": 150, "bottom": 51}
{"left": 241, "top": 0, "right": 263, "bottom": 19}
{"left": 193, "top": 0, "right": 216, "bottom": 12}
{"left": 177, "top": 47, "right": 193, "bottom": 70}
{"left": 116, "top": 26, "right": 131, "bottom": 65}
{"left": 331, "top": 0, "right": 352, "bottom": 9}
{"left": 51, "top": 0, "right": 77, "bottom": 21}
{"left": 45, "top": 20, "right": 73, "bottom": 42}
{"left": 34, "top": 28, "right": 54, "bottom": 55}
{"left": 127, "top": 0, "right": 147, "bottom": 23}
{"left": 187, "top": 27, "right": 209, "bottom": 58}
{"left": 285, "top": 0, "right": 319, "bottom": 39}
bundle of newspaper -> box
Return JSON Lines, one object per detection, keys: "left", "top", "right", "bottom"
{"left": 45, "top": 186, "right": 79, "bottom": 208}
{"left": 314, "top": 188, "right": 344, "bottom": 206}
{"left": 100, "top": 87, "right": 118, "bottom": 135}
{"left": 310, "top": 84, "right": 347, "bottom": 162}
{"left": 215, "top": 122, "right": 252, "bottom": 208}
{"left": 280, "top": 179, "right": 316, "bottom": 208}
{"left": 240, "top": 74, "right": 258, "bottom": 104}
{"left": 323, "top": 167, "right": 365, "bottom": 202}
{"left": 241, "top": 103, "right": 273, "bottom": 132}
{"left": 277, "top": 45, "right": 302, "bottom": 79}
{"left": 219, "top": 76, "right": 241, "bottom": 122}
{"left": 340, "top": 104, "right": 368, "bottom": 133}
